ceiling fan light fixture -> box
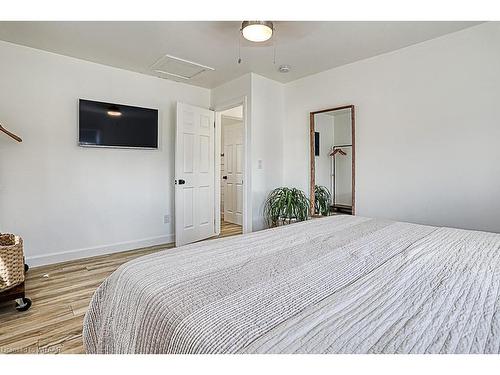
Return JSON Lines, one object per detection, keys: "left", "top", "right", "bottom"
{"left": 241, "top": 21, "right": 274, "bottom": 42}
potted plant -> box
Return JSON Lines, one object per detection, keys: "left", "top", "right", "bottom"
{"left": 314, "top": 185, "right": 332, "bottom": 216}
{"left": 264, "top": 187, "right": 310, "bottom": 227}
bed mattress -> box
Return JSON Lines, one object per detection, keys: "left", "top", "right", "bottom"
{"left": 83, "top": 216, "right": 500, "bottom": 353}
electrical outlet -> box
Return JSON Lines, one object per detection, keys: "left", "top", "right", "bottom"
{"left": 163, "top": 215, "right": 170, "bottom": 224}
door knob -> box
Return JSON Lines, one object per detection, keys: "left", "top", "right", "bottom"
{"left": 222, "top": 176, "right": 228, "bottom": 180}
{"left": 178, "top": 179, "right": 186, "bottom": 185}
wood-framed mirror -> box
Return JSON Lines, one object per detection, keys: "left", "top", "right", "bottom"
{"left": 310, "top": 105, "right": 355, "bottom": 217}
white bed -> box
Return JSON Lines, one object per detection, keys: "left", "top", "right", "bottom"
{"left": 83, "top": 215, "right": 500, "bottom": 354}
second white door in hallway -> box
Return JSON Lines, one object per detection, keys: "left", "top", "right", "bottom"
{"left": 223, "top": 121, "right": 243, "bottom": 225}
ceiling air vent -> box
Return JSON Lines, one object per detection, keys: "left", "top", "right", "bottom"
{"left": 151, "top": 54, "right": 214, "bottom": 81}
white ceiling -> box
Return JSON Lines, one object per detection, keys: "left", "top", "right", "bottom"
{"left": 221, "top": 106, "right": 243, "bottom": 119}
{"left": 0, "top": 21, "right": 482, "bottom": 89}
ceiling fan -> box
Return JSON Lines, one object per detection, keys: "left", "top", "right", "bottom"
{"left": 238, "top": 20, "right": 288, "bottom": 71}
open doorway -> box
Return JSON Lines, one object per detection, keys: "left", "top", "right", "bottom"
{"left": 218, "top": 105, "right": 244, "bottom": 237}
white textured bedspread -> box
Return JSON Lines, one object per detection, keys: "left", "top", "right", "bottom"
{"left": 83, "top": 216, "right": 500, "bottom": 354}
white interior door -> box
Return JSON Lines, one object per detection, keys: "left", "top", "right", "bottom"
{"left": 175, "top": 102, "right": 215, "bottom": 246}
{"left": 223, "top": 121, "right": 243, "bottom": 225}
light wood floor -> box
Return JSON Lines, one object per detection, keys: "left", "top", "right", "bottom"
{"left": 217, "top": 220, "right": 243, "bottom": 238}
{"left": 0, "top": 221, "right": 242, "bottom": 354}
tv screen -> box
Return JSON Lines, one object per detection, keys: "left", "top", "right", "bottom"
{"left": 79, "top": 99, "right": 158, "bottom": 149}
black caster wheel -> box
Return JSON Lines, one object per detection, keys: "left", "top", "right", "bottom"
{"left": 24, "top": 263, "right": 29, "bottom": 273}
{"left": 15, "top": 297, "right": 32, "bottom": 312}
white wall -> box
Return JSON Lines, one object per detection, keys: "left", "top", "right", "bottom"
{"left": 0, "top": 41, "right": 210, "bottom": 266}
{"left": 332, "top": 111, "right": 352, "bottom": 146}
{"left": 283, "top": 22, "right": 500, "bottom": 233}
{"left": 250, "top": 74, "right": 284, "bottom": 230}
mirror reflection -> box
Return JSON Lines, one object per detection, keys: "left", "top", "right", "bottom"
{"left": 312, "top": 106, "right": 354, "bottom": 215}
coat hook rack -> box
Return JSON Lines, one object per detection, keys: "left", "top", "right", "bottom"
{"left": 0, "top": 122, "right": 22, "bottom": 143}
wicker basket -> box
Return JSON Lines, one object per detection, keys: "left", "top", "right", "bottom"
{"left": 0, "top": 234, "right": 25, "bottom": 292}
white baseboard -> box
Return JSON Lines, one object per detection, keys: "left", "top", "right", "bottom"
{"left": 25, "top": 234, "right": 175, "bottom": 267}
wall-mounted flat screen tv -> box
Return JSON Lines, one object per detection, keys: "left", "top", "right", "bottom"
{"left": 79, "top": 99, "right": 158, "bottom": 149}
